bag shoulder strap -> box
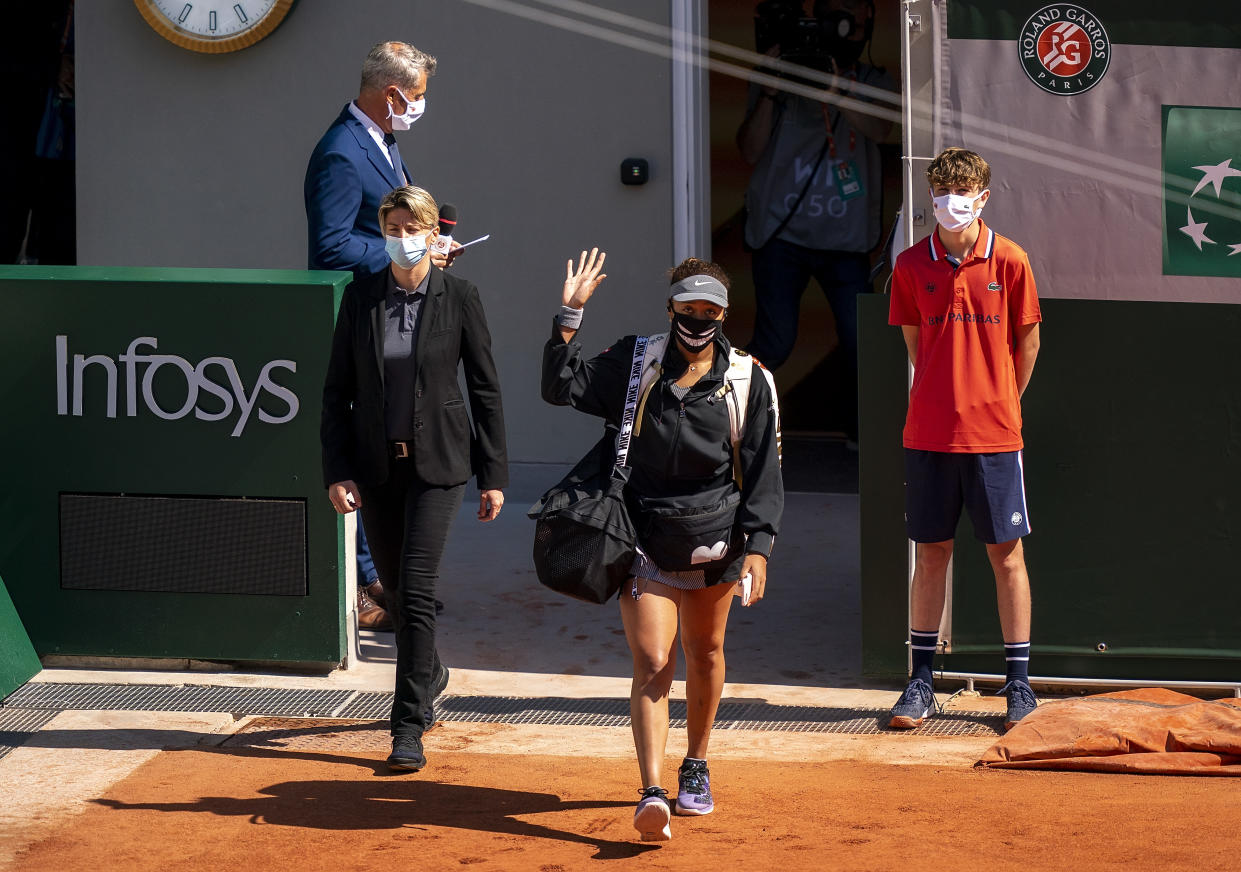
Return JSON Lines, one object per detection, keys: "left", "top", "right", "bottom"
{"left": 631, "top": 333, "right": 668, "bottom": 439}
{"left": 613, "top": 335, "right": 654, "bottom": 472}
{"left": 638, "top": 333, "right": 668, "bottom": 396}
{"left": 719, "top": 349, "right": 782, "bottom": 486}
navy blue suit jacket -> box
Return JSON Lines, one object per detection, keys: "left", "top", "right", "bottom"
{"left": 304, "top": 104, "right": 411, "bottom": 277}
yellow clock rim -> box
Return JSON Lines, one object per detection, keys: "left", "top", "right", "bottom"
{"left": 134, "top": 0, "right": 296, "bottom": 54}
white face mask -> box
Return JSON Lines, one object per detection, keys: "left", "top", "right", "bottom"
{"left": 388, "top": 90, "right": 425, "bottom": 131}
{"left": 385, "top": 233, "right": 429, "bottom": 269}
{"left": 931, "top": 190, "right": 987, "bottom": 232}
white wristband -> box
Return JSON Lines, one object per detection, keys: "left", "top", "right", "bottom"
{"left": 556, "top": 305, "right": 583, "bottom": 329}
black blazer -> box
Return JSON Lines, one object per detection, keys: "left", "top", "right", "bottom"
{"left": 321, "top": 267, "right": 508, "bottom": 491}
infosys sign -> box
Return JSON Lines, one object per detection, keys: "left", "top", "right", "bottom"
{"left": 54, "top": 335, "right": 299, "bottom": 437}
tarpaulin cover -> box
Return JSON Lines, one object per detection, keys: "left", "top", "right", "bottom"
{"left": 977, "top": 688, "right": 1241, "bottom": 775}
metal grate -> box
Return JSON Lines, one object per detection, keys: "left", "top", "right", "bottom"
{"left": 0, "top": 708, "right": 59, "bottom": 761}
{"left": 2, "top": 683, "right": 1002, "bottom": 737}
{"left": 3, "top": 683, "right": 351, "bottom": 717}
{"left": 337, "top": 691, "right": 396, "bottom": 720}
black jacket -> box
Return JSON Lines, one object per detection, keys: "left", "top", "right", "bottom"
{"left": 321, "top": 268, "right": 508, "bottom": 490}
{"left": 541, "top": 326, "right": 782, "bottom": 557}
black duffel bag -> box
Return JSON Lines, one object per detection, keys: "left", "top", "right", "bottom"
{"left": 529, "top": 433, "right": 636, "bottom": 604}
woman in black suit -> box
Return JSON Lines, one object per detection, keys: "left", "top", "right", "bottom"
{"left": 321, "top": 185, "right": 508, "bottom": 772}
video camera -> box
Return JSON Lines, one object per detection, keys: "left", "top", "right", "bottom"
{"left": 753, "top": 0, "right": 873, "bottom": 74}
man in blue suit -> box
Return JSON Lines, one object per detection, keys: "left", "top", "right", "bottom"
{"left": 305, "top": 41, "right": 438, "bottom": 631}
{"left": 305, "top": 40, "right": 436, "bottom": 277}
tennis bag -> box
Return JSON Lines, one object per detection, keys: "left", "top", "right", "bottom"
{"left": 529, "top": 337, "right": 652, "bottom": 603}
{"left": 529, "top": 437, "right": 636, "bottom": 604}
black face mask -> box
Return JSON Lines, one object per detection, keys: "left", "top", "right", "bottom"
{"left": 672, "top": 311, "right": 721, "bottom": 351}
{"left": 832, "top": 36, "right": 865, "bottom": 69}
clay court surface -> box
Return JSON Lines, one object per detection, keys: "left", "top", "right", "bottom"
{"left": 4, "top": 491, "right": 1237, "bottom": 870}
{"left": 8, "top": 716, "right": 1236, "bottom": 871}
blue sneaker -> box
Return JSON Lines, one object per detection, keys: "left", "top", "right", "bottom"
{"left": 888, "top": 678, "right": 939, "bottom": 729}
{"left": 674, "top": 758, "right": 714, "bottom": 816}
{"left": 998, "top": 679, "right": 1038, "bottom": 730}
{"left": 633, "top": 786, "right": 671, "bottom": 841}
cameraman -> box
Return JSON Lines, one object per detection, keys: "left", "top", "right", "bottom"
{"left": 737, "top": 0, "right": 893, "bottom": 444}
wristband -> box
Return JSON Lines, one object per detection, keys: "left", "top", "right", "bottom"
{"left": 556, "top": 305, "right": 584, "bottom": 330}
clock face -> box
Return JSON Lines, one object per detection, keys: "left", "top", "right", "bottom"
{"left": 135, "top": 0, "right": 296, "bottom": 53}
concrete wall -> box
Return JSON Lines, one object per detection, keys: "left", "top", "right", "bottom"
{"left": 76, "top": 0, "right": 679, "bottom": 465}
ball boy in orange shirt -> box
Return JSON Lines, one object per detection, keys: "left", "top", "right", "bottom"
{"left": 887, "top": 148, "right": 1042, "bottom": 731}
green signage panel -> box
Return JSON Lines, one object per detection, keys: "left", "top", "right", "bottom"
{"left": 0, "top": 574, "right": 41, "bottom": 700}
{"left": 857, "top": 294, "right": 913, "bottom": 680}
{"left": 1162, "top": 106, "right": 1241, "bottom": 279}
{"left": 948, "top": 1, "right": 1241, "bottom": 48}
{"left": 0, "top": 266, "right": 352, "bottom": 664}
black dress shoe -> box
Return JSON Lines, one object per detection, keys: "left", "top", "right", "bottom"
{"left": 423, "top": 663, "right": 450, "bottom": 727}
{"left": 387, "top": 734, "right": 426, "bottom": 771}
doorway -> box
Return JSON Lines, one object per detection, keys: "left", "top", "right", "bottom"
{"left": 703, "top": 1, "right": 904, "bottom": 492}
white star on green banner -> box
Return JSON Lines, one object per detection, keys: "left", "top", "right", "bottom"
{"left": 1163, "top": 106, "right": 1241, "bottom": 277}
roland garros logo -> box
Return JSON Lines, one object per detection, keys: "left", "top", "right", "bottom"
{"left": 1019, "top": 4, "right": 1111, "bottom": 95}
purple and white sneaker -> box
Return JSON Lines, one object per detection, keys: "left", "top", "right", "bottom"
{"left": 633, "top": 786, "right": 671, "bottom": 841}
{"left": 674, "top": 758, "right": 714, "bottom": 816}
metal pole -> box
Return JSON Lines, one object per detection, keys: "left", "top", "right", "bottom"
{"left": 900, "top": 0, "right": 919, "bottom": 253}
{"left": 899, "top": 0, "right": 921, "bottom": 678}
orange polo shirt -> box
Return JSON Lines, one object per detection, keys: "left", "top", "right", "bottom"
{"left": 888, "top": 220, "right": 1041, "bottom": 453}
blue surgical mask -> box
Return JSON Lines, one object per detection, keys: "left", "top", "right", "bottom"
{"left": 385, "top": 233, "right": 429, "bottom": 269}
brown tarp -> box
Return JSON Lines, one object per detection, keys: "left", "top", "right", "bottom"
{"left": 977, "top": 688, "right": 1241, "bottom": 775}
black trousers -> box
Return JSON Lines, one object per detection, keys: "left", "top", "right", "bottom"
{"left": 360, "top": 460, "right": 465, "bottom": 737}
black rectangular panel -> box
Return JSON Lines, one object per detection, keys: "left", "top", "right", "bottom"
{"left": 59, "top": 494, "right": 307, "bottom": 596}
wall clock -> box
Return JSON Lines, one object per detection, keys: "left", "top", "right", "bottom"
{"left": 134, "top": 0, "right": 296, "bottom": 54}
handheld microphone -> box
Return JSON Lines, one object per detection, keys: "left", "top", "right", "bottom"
{"left": 433, "top": 203, "right": 458, "bottom": 255}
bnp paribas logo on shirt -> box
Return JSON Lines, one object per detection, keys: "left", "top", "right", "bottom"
{"left": 1162, "top": 106, "right": 1241, "bottom": 278}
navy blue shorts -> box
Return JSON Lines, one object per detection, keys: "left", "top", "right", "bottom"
{"left": 904, "top": 449, "right": 1031, "bottom": 544}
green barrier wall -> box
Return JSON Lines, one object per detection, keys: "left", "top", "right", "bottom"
{"left": 0, "top": 574, "right": 41, "bottom": 699}
{"left": 859, "top": 295, "right": 1241, "bottom": 681}
{"left": 0, "top": 266, "right": 351, "bottom": 665}
{"left": 858, "top": 294, "right": 913, "bottom": 679}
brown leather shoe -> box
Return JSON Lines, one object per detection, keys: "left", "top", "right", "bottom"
{"left": 358, "top": 587, "right": 393, "bottom": 631}
{"left": 363, "top": 579, "right": 388, "bottom": 611}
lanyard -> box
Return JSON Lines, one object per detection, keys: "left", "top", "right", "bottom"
{"left": 821, "top": 105, "right": 856, "bottom": 160}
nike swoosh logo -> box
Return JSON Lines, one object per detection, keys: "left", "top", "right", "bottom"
{"left": 694, "top": 279, "right": 712, "bottom": 286}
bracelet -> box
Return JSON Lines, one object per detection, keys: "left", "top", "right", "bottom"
{"left": 555, "top": 305, "right": 583, "bottom": 330}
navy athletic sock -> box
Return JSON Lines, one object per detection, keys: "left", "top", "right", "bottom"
{"left": 910, "top": 629, "right": 938, "bottom": 686}
{"left": 1005, "top": 641, "right": 1031, "bottom": 684}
